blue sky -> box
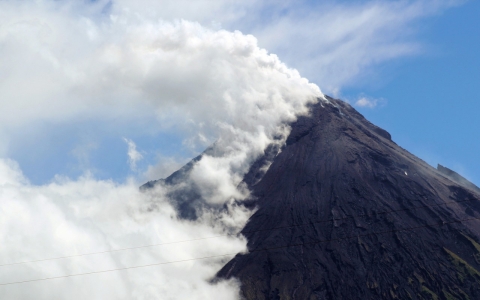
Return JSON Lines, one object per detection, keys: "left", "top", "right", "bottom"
{"left": 345, "top": 1, "right": 480, "bottom": 185}
{"left": 1, "top": 0, "right": 479, "bottom": 186}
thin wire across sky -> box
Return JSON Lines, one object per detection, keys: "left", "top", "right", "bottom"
{"left": 0, "top": 197, "right": 478, "bottom": 287}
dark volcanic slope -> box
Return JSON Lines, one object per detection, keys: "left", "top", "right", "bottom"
{"left": 216, "top": 97, "right": 480, "bottom": 300}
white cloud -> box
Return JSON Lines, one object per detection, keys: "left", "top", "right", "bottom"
{"left": 71, "top": 142, "right": 99, "bottom": 171}
{"left": 0, "top": 1, "right": 321, "bottom": 298}
{"left": 104, "top": 0, "right": 464, "bottom": 93}
{"left": 354, "top": 97, "right": 385, "bottom": 108}
{"left": 0, "top": 0, "right": 464, "bottom": 181}
{"left": 143, "top": 155, "right": 189, "bottom": 182}
{"left": 123, "top": 138, "right": 143, "bottom": 170}
{"left": 246, "top": 1, "right": 464, "bottom": 93}
{"left": 0, "top": 0, "right": 322, "bottom": 204}
{"left": 0, "top": 0, "right": 462, "bottom": 130}
{"left": 0, "top": 1, "right": 320, "bottom": 130}
{"left": 355, "top": 97, "right": 377, "bottom": 108}
{"left": 0, "top": 159, "right": 248, "bottom": 299}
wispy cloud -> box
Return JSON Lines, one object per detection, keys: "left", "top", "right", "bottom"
{"left": 237, "top": 0, "right": 465, "bottom": 93}
{"left": 71, "top": 142, "right": 98, "bottom": 171}
{"left": 111, "top": 0, "right": 465, "bottom": 92}
{"left": 123, "top": 138, "right": 143, "bottom": 171}
{"left": 354, "top": 96, "right": 386, "bottom": 109}
{"left": 142, "top": 155, "right": 189, "bottom": 181}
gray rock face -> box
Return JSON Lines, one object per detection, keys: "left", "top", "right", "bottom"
{"left": 216, "top": 97, "right": 480, "bottom": 299}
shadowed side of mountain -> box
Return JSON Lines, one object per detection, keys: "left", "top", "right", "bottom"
{"left": 216, "top": 97, "right": 480, "bottom": 299}
{"left": 141, "top": 96, "right": 480, "bottom": 299}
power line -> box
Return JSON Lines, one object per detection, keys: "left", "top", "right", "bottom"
{"left": 0, "top": 234, "right": 228, "bottom": 268}
{"left": 0, "top": 197, "right": 476, "bottom": 268}
{"left": 0, "top": 215, "right": 479, "bottom": 287}
{"left": 0, "top": 253, "right": 237, "bottom": 287}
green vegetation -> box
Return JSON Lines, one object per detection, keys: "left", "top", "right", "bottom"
{"left": 414, "top": 272, "right": 425, "bottom": 284}
{"left": 444, "top": 247, "right": 480, "bottom": 282}
{"left": 442, "top": 290, "right": 456, "bottom": 300}
{"left": 461, "top": 233, "right": 480, "bottom": 263}
{"left": 420, "top": 286, "right": 438, "bottom": 300}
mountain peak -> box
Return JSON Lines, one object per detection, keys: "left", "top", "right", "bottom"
{"left": 143, "top": 97, "right": 480, "bottom": 299}
{"left": 216, "top": 97, "right": 480, "bottom": 299}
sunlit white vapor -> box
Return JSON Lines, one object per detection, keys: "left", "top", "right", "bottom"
{"left": 0, "top": 159, "right": 248, "bottom": 299}
{"left": 0, "top": 0, "right": 322, "bottom": 299}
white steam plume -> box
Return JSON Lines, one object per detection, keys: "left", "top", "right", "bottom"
{"left": 0, "top": 1, "right": 322, "bottom": 299}
{"left": 0, "top": 159, "right": 249, "bottom": 299}
{"left": 98, "top": 0, "right": 464, "bottom": 93}
{"left": 0, "top": 0, "right": 321, "bottom": 201}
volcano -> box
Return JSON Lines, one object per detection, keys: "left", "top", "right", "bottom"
{"left": 143, "top": 97, "right": 480, "bottom": 299}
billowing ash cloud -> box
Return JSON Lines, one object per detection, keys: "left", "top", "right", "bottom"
{"left": 0, "top": 0, "right": 321, "bottom": 298}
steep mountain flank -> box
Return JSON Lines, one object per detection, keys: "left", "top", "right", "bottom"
{"left": 143, "top": 97, "right": 480, "bottom": 299}
{"left": 216, "top": 97, "right": 480, "bottom": 299}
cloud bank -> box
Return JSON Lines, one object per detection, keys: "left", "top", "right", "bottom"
{"left": 0, "top": 159, "right": 249, "bottom": 299}
{"left": 0, "top": 0, "right": 320, "bottom": 298}
{"left": 0, "top": 0, "right": 322, "bottom": 198}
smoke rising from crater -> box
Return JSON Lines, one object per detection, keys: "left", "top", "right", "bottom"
{"left": 0, "top": 1, "right": 321, "bottom": 298}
